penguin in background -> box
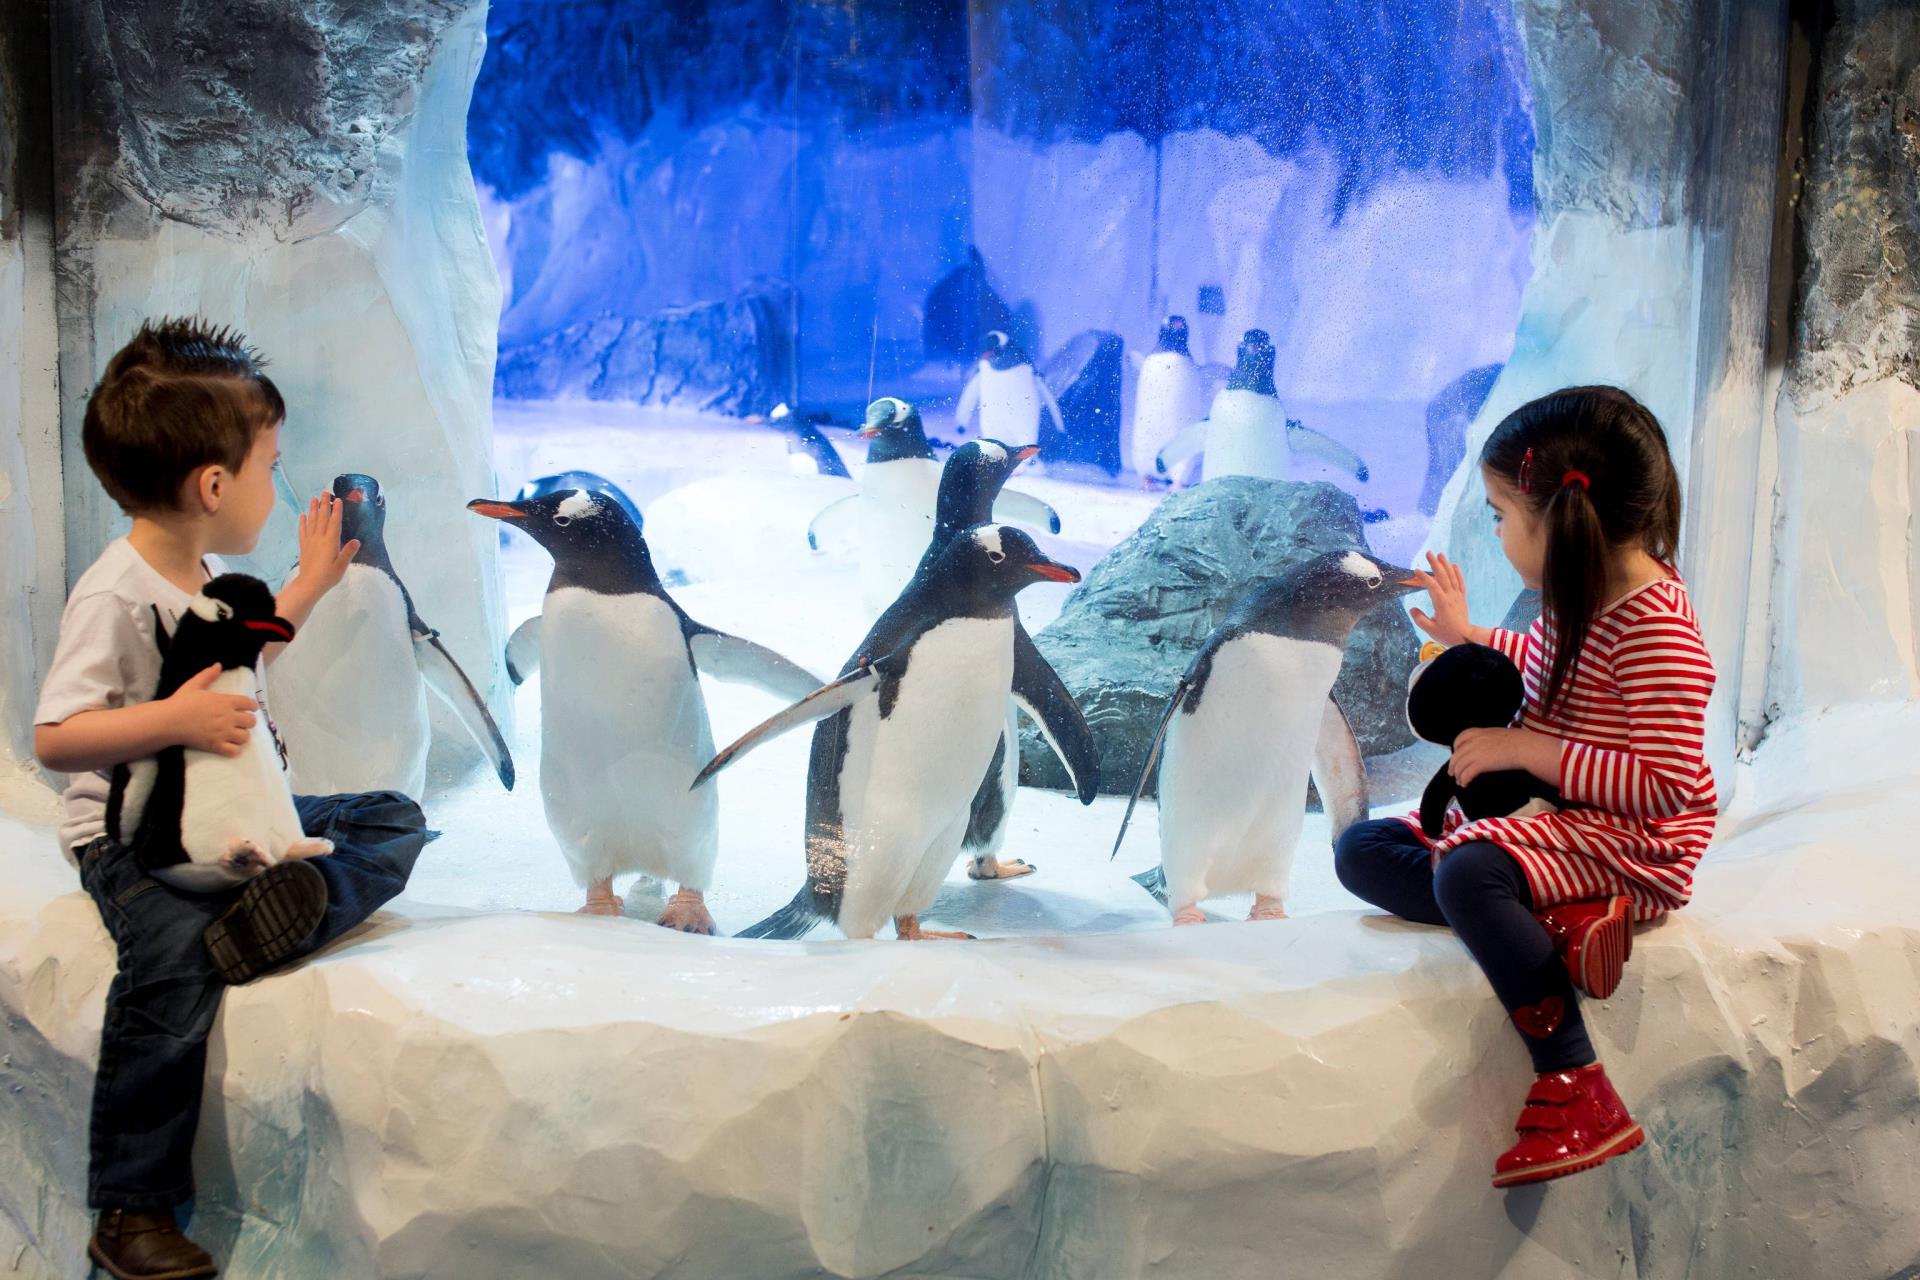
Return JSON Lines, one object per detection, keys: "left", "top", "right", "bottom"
{"left": 693, "top": 525, "right": 1086, "bottom": 941}
{"left": 109, "top": 574, "right": 333, "bottom": 891}
{"left": 956, "top": 331, "right": 1063, "bottom": 450}
{"left": 268, "top": 473, "right": 513, "bottom": 800}
{"left": 917, "top": 441, "right": 1100, "bottom": 882}
{"left": 1127, "top": 316, "right": 1209, "bottom": 482}
{"left": 769, "top": 403, "right": 854, "bottom": 480}
{"left": 807, "top": 397, "right": 1060, "bottom": 615}
{"left": 1112, "top": 550, "right": 1422, "bottom": 925}
{"left": 1154, "top": 329, "right": 1371, "bottom": 488}
{"left": 500, "top": 471, "right": 648, "bottom": 687}
{"left": 469, "top": 488, "right": 821, "bottom": 930}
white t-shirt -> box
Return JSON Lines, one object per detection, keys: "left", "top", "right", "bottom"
{"left": 33, "top": 538, "right": 273, "bottom": 859}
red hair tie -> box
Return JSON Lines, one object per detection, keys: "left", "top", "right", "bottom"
{"left": 1561, "top": 469, "right": 1591, "bottom": 492}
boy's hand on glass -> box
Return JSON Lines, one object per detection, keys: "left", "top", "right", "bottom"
{"left": 1449, "top": 726, "right": 1560, "bottom": 787}
{"left": 293, "top": 493, "right": 360, "bottom": 597}
{"left": 1408, "top": 551, "right": 1472, "bottom": 647}
{"left": 165, "top": 663, "right": 257, "bottom": 757}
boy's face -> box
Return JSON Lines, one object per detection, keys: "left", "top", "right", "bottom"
{"left": 205, "top": 421, "right": 283, "bottom": 555}
{"left": 1484, "top": 467, "right": 1546, "bottom": 590}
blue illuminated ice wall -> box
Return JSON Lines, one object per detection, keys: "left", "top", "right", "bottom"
{"left": 468, "top": 0, "right": 1536, "bottom": 478}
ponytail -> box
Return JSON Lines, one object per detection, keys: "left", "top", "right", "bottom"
{"left": 1479, "top": 386, "right": 1681, "bottom": 715}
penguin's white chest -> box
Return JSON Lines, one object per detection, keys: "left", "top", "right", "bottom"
{"left": 1131, "top": 353, "right": 1205, "bottom": 475}
{"left": 1203, "top": 389, "right": 1289, "bottom": 481}
{"left": 177, "top": 666, "right": 306, "bottom": 869}
{"left": 978, "top": 365, "right": 1043, "bottom": 447}
{"left": 1158, "top": 635, "right": 1344, "bottom": 904}
{"left": 268, "top": 564, "right": 429, "bottom": 796}
{"left": 538, "top": 587, "right": 717, "bottom": 885}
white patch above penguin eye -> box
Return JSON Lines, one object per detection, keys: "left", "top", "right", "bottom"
{"left": 974, "top": 525, "right": 1007, "bottom": 563}
{"left": 1340, "top": 550, "right": 1383, "bottom": 587}
{"left": 978, "top": 441, "right": 1008, "bottom": 463}
{"left": 888, "top": 397, "right": 910, "bottom": 424}
{"left": 554, "top": 490, "right": 596, "bottom": 525}
{"left": 187, "top": 594, "right": 229, "bottom": 622}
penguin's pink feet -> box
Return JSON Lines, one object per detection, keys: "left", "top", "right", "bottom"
{"left": 1248, "top": 895, "right": 1288, "bottom": 922}
{"left": 285, "top": 837, "right": 335, "bottom": 860}
{"left": 223, "top": 841, "right": 269, "bottom": 877}
{"left": 1171, "top": 904, "right": 1206, "bottom": 927}
{"left": 578, "top": 879, "right": 625, "bottom": 917}
{"left": 657, "top": 888, "right": 716, "bottom": 935}
{"left": 967, "top": 855, "right": 1037, "bottom": 881}
{"left": 894, "top": 914, "right": 975, "bottom": 941}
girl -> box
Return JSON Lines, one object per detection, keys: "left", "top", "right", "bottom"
{"left": 1335, "top": 385, "right": 1716, "bottom": 1187}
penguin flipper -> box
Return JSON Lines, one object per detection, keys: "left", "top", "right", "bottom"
{"left": 414, "top": 631, "right": 516, "bottom": 791}
{"left": 691, "top": 659, "right": 895, "bottom": 789}
{"left": 1130, "top": 864, "right": 1170, "bottom": 906}
{"left": 956, "top": 373, "right": 982, "bottom": 428}
{"left": 504, "top": 616, "right": 541, "bottom": 686}
{"left": 735, "top": 885, "right": 822, "bottom": 940}
{"left": 1155, "top": 422, "right": 1208, "bottom": 477}
{"left": 807, "top": 494, "right": 859, "bottom": 552}
{"left": 1011, "top": 626, "right": 1100, "bottom": 804}
{"left": 1110, "top": 677, "right": 1191, "bottom": 860}
{"left": 687, "top": 628, "right": 824, "bottom": 703}
{"left": 1287, "top": 420, "right": 1368, "bottom": 481}
{"left": 1311, "top": 697, "right": 1369, "bottom": 846}
{"left": 1036, "top": 377, "right": 1065, "bottom": 435}
{"left": 991, "top": 487, "right": 1062, "bottom": 535}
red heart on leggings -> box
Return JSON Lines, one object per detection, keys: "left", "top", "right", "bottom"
{"left": 1511, "top": 996, "right": 1565, "bottom": 1040}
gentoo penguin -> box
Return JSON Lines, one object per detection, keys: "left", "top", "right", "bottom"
{"left": 108, "top": 574, "right": 333, "bottom": 891}
{"left": 770, "top": 403, "right": 853, "bottom": 479}
{"left": 1127, "top": 316, "right": 1208, "bottom": 481}
{"left": 808, "top": 397, "right": 1060, "bottom": 615}
{"left": 1154, "top": 330, "right": 1371, "bottom": 487}
{"left": 918, "top": 441, "right": 1099, "bottom": 881}
{"left": 1112, "top": 550, "right": 1421, "bottom": 925}
{"left": 468, "top": 488, "right": 821, "bottom": 930}
{"left": 956, "top": 331, "right": 1063, "bottom": 450}
{"left": 501, "top": 471, "right": 646, "bottom": 686}
{"left": 268, "top": 474, "right": 513, "bottom": 799}
{"left": 694, "top": 526, "right": 1086, "bottom": 941}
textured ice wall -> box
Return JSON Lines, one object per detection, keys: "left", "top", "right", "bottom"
{"left": 49, "top": 0, "right": 509, "bottom": 728}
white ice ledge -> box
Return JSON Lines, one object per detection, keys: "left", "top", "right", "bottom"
{"left": 3, "top": 708, "right": 1919, "bottom": 1279}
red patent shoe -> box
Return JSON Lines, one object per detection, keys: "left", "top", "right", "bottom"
{"left": 1492, "top": 1061, "right": 1645, "bottom": 1187}
{"left": 1534, "top": 895, "right": 1632, "bottom": 999}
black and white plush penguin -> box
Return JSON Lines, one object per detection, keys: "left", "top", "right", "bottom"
{"left": 469, "top": 488, "right": 821, "bottom": 931}
{"left": 1113, "top": 550, "right": 1421, "bottom": 925}
{"left": 267, "top": 474, "right": 513, "bottom": 799}
{"left": 1127, "top": 316, "right": 1209, "bottom": 480}
{"left": 808, "top": 397, "right": 1059, "bottom": 615}
{"left": 1406, "top": 642, "right": 1560, "bottom": 835}
{"left": 108, "top": 574, "right": 333, "bottom": 891}
{"left": 501, "top": 471, "right": 646, "bottom": 686}
{"left": 918, "top": 440, "right": 1096, "bottom": 881}
{"left": 956, "top": 331, "right": 1063, "bottom": 450}
{"left": 1155, "top": 330, "right": 1370, "bottom": 487}
{"left": 694, "top": 526, "right": 1086, "bottom": 941}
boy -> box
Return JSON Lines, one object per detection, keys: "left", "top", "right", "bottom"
{"left": 32, "top": 318, "right": 429, "bottom": 1280}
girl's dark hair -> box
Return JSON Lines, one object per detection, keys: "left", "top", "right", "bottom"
{"left": 1479, "top": 385, "right": 1681, "bottom": 714}
{"left": 82, "top": 317, "right": 286, "bottom": 513}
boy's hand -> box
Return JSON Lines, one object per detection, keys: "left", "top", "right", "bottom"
{"left": 165, "top": 664, "right": 258, "bottom": 756}
{"left": 294, "top": 494, "right": 360, "bottom": 596}
{"left": 1409, "top": 551, "right": 1473, "bottom": 647}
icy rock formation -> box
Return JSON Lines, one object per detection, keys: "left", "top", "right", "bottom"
{"left": 1019, "top": 477, "right": 1418, "bottom": 795}
{"left": 50, "top": 0, "right": 509, "bottom": 734}
{"left": 495, "top": 282, "right": 796, "bottom": 415}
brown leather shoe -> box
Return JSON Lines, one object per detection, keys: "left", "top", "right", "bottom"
{"left": 88, "top": 1208, "right": 218, "bottom": 1279}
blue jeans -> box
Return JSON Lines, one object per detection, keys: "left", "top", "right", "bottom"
{"left": 1334, "top": 818, "right": 1594, "bottom": 1074}
{"left": 76, "top": 790, "right": 426, "bottom": 1211}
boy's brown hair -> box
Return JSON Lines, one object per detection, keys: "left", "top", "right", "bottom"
{"left": 82, "top": 317, "right": 286, "bottom": 513}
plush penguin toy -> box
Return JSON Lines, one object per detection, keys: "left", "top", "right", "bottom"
{"left": 1406, "top": 642, "right": 1561, "bottom": 837}
{"left": 108, "top": 574, "right": 333, "bottom": 890}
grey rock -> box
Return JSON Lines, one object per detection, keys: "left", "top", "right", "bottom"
{"left": 1019, "top": 476, "right": 1419, "bottom": 797}
{"left": 496, "top": 282, "right": 795, "bottom": 416}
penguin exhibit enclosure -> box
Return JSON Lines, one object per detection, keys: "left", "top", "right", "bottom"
{"left": 4, "top": 0, "right": 1920, "bottom": 1276}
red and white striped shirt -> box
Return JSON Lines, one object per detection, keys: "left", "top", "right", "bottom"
{"left": 1402, "top": 574, "right": 1718, "bottom": 921}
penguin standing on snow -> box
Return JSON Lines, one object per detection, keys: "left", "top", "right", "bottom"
{"left": 1127, "top": 316, "right": 1208, "bottom": 481}
{"left": 468, "top": 488, "right": 822, "bottom": 930}
{"left": 109, "top": 574, "right": 333, "bottom": 890}
{"left": 693, "top": 526, "right": 1085, "bottom": 941}
{"left": 956, "top": 331, "right": 1063, "bottom": 450}
{"left": 917, "top": 441, "right": 1098, "bottom": 882}
{"left": 268, "top": 473, "right": 513, "bottom": 799}
{"left": 499, "top": 471, "right": 647, "bottom": 687}
{"left": 1155, "top": 329, "right": 1371, "bottom": 487}
{"left": 1112, "top": 550, "right": 1421, "bottom": 925}
{"left": 807, "top": 397, "right": 1060, "bottom": 615}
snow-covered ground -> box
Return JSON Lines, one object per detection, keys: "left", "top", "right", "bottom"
{"left": 413, "top": 399, "right": 1441, "bottom": 935}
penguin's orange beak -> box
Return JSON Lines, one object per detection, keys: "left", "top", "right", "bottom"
{"left": 1026, "top": 558, "right": 1080, "bottom": 584}
{"left": 855, "top": 425, "right": 882, "bottom": 439}
{"left": 467, "top": 499, "right": 527, "bottom": 520}
{"left": 1013, "top": 445, "right": 1040, "bottom": 465}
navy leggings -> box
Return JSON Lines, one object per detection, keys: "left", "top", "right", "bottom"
{"left": 1334, "top": 818, "right": 1594, "bottom": 1073}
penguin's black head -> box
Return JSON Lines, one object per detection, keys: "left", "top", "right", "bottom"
{"left": 980, "top": 330, "right": 1030, "bottom": 370}
{"left": 857, "top": 396, "right": 934, "bottom": 463}
{"left": 935, "top": 438, "right": 1039, "bottom": 530}
{"left": 1251, "top": 549, "right": 1422, "bottom": 640}
{"left": 331, "top": 472, "right": 387, "bottom": 560}
{"left": 177, "top": 573, "right": 295, "bottom": 670}
{"left": 515, "top": 470, "right": 644, "bottom": 533}
{"left": 1157, "top": 315, "right": 1191, "bottom": 356}
{"left": 1227, "top": 329, "right": 1277, "bottom": 395}
{"left": 926, "top": 524, "right": 1079, "bottom": 610}
{"left": 468, "top": 488, "right": 660, "bottom": 594}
